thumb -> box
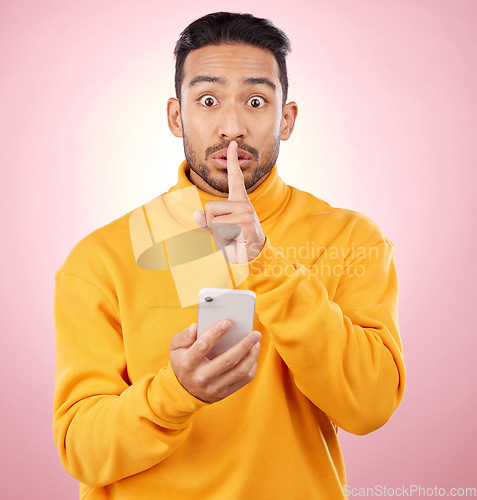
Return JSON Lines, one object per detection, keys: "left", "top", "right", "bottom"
{"left": 193, "top": 210, "right": 209, "bottom": 230}
{"left": 170, "top": 322, "right": 197, "bottom": 352}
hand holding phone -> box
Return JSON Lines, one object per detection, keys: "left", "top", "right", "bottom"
{"left": 169, "top": 308, "right": 261, "bottom": 403}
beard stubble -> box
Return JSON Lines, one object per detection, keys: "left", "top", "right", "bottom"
{"left": 183, "top": 134, "right": 280, "bottom": 194}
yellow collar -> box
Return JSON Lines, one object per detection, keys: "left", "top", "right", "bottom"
{"left": 164, "top": 160, "right": 291, "bottom": 228}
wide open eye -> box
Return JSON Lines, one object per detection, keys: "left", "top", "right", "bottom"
{"left": 247, "top": 96, "right": 266, "bottom": 108}
{"left": 199, "top": 95, "right": 218, "bottom": 107}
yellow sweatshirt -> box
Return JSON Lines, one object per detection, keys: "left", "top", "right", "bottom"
{"left": 53, "top": 161, "right": 405, "bottom": 499}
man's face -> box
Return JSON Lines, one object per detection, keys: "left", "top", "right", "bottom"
{"left": 169, "top": 43, "right": 293, "bottom": 196}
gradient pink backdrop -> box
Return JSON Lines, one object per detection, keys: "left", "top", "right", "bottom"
{"left": 1, "top": 1, "right": 476, "bottom": 498}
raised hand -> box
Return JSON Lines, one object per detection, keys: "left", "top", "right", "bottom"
{"left": 193, "top": 141, "right": 266, "bottom": 264}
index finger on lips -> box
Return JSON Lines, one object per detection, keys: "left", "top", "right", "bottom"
{"left": 227, "top": 141, "right": 248, "bottom": 202}
{"left": 185, "top": 319, "right": 232, "bottom": 364}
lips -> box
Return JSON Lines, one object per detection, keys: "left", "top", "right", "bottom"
{"left": 211, "top": 148, "right": 253, "bottom": 162}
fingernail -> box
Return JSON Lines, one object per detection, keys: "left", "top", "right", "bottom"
{"left": 221, "top": 321, "right": 230, "bottom": 331}
{"left": 255, "top": 342, "right": 261, "bottom": 351}
{"left": 251, "top": 332, "right": 261, "bottom": 342}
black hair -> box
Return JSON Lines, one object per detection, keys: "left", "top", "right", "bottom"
{"left": 174, "top": 12, "right": 291, "bottom": 106}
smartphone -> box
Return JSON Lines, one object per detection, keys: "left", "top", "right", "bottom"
{"left": 197, "top": 288, "right": 256, "bottom": 359}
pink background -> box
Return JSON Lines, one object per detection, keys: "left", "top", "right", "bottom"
{"left": 1, "top": 0, "right": 476, "bottom": 497}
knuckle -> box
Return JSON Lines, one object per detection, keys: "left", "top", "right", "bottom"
{"left": 181, "top": 359, "right": 194, "bottom": 372}
{"left": 222, "top": 356, "right": 233, "bottom": 369}
{"left": 193, "top": 374, "right": 207, "bottom": 388}
{"left": 197, "top": 338, "right": 209, "bottom": 351}
{"left": 208, "top": 384, "right": 220, "bottom": 396}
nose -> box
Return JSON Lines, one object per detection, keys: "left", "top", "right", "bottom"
{"left": 217, "top": 103, "right": 246, "bottom": 141}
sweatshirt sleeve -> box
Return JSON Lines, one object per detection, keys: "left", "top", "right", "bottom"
{"left": 235, "top": 227, "right": 405, "bottom": 436}
{"left": 52, "top": 271, "right": 208, "bottom": 488}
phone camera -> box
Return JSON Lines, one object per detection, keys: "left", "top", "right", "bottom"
{"left": 205, "top": 296, "right": 213, "bottom": 302}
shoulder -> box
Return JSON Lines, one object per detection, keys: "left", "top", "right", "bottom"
{"left": 56, "top": 204, "right": 141, "bottom": 282}
{"left": 287, "top": 184, "right": 393, "bottom": 247}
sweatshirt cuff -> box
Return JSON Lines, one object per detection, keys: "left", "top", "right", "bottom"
{"left": 147, "top": 363, "right": 209, "bottom": 429}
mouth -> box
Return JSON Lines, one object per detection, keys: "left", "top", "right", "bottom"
{"left": 210, "top": 147, "right": 254, "bottom": 169}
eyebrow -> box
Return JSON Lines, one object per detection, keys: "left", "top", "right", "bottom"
{"left": 189, "top": 75, "right": 226, "bottom": 87}
{"left": 188, "top": 75, "right": 276, "bottom": 91}
{"left": 244, "top": 77, "right": 276, "bottom": 90}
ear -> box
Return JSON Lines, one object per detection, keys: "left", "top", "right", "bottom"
{"left": 280, "top": 101, "right": 298, "bottom": 141}
{"left": 167, "top": 97, "right": 183, "bottom": 138}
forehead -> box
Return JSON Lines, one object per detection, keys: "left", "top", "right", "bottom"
{"left": 182, "top": 43, "right": 281, "bottom": 89}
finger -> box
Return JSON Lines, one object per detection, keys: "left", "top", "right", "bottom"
{"left": 212, "top": 343, "right": 260, "bottom": 391}
{"left": 206, "top": 331, "right": 261, "bottom": 376}
{"left": 227, "top": 141, "right": 248, "bottom": 202}
{"left": 204, "top": 199, "right": 249, "bottom": 213}
{"left": 211, "top": 222, "right": 242, "bottom": 248}
{"left": 203, "top": 208, "right": 247, "bottom": 245}
{"left": 223, "top": 239, "right": 248, "bottom": 264}
{"left": 170, "top": 322, "right": 197, "bottom": 351}
{"left": 185, "top": 319, "right": 231, "bottom": 364}
{"left": 192, "top": 210, "right": 209, "bottom": 231}
{"left": 224, "top": 360, "right": 259, "bottom": 396}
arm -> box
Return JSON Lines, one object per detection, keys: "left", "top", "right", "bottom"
{"left": 52, "top": 271, "right": 208, "bottom": 487}
{"left": 194, "top": 140, "right": 404, "bottom": 435}
{"left": 237, "top": 235, "right": 405, "bottom": 435}
{"left": 53, "top": 271, "right": 261, "bottom": 487}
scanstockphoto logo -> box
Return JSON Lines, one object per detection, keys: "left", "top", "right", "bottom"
{"left": 129, "top": 185, "right": 249, "bottom": 308}
{"left": 343, "top": 484, "right": 477, "bottom": 497}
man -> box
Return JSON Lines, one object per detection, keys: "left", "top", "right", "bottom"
{"left": 53, "top": 12, "right": 405, "bottom": 499}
